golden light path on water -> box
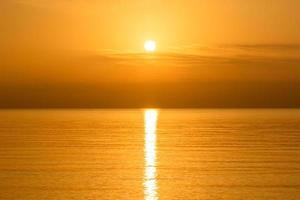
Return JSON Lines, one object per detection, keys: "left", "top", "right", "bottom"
{"left": 144, "top": 109, "right": 158, "bottom": 200}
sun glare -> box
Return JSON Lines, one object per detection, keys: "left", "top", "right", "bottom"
{"left": 144, "top": 40, "right": 156, "bottom": 52}
{"left": 144, "top": 109, "right": 158, "bottom": 200}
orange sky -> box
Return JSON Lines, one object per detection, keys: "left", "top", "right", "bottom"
{"left": 1, "top": 0, "right": 300, "bottom": 107}
{"left": 2, "top": 0, "right": 300, "bottom": 51}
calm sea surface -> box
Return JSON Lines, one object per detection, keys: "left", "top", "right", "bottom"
{"left": 0, "top": 109, "right": 299, "bottom": 200}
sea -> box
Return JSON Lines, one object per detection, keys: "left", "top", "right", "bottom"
{"left": 0, "top": 109, "right": 299, "bottom": 200}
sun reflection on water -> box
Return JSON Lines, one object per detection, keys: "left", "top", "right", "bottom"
{"left": 144, "top": 109, "right": 158, "bottom": 200}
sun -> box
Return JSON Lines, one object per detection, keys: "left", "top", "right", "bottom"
{"left": 144, "top": 40, "right": 156, "bottom": 52}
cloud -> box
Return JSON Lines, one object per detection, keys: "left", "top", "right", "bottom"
{"left": 105, "top": 44, "right": 300, "bottom": 66}
{"left": 226, "top": 44, "right": 300, "bottom": 50}
{"left": 1, "top": 44, "right": 300, "bottom": 86}
{"left": 1, "top": 43, "right": 300, "bottom": 108}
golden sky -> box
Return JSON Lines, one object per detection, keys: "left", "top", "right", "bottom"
{"left": 1, "top": 0, "right": 300, "bottom": 107}
{"left": 2, "top": 0, "right": 300, "bottom": 50}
